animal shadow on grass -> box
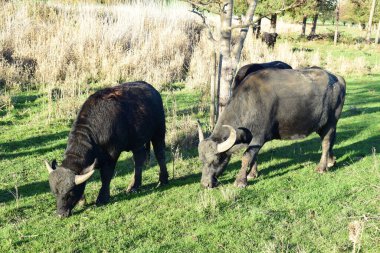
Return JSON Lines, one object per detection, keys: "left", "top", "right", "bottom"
{"left": 108, "top": 147, "right": 201, "bottom": 204}
{"left": 0, "top": 131, "right": 68, "bottom": 203}
{"left": 0, "top": 131, "right": 69, "bottom": 155}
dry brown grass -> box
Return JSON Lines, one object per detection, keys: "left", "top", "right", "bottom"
{"left": 0, "top": 0, "right": 202, "bottom": 118}
{"left": 0, "top": 1, "right": 201, "bottom": 89}
{"left": 1, "top": 0, "right": 379, "bottom": 120}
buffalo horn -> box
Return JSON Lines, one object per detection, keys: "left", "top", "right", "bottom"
{"left": 197, "top": 120, "right": 204, "bottom": 142}
{"left": 74, "top": 161, "right": 96, "bottom": 185}
{"left": 45, "top": 160, "right": 54, "bottom": 174}
{"left": 216, "top": 125, "right": 237, "bottom": 153}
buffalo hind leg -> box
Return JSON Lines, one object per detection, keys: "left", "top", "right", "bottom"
{"left": 152, "top": 137, "right": 169, "bottom": 186}
{"left": 235, "top": 146, "right": 260, "bottom": 188}
{"left": 145, "top": 142, "right": 151, "bottom": 166}
{"left": 96, "top": 161, "right": 116, "bottom": 205}
{"left": 316, "top": 126, "right": 336, "bottom": 173}
{"left": 327, "top": 129, "right": 336, "bottom": 168}
{"left": 127, "top": 147, "right": 147, "bottom": 192}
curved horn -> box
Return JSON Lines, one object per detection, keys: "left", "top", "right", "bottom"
{"left": 216, "top": 125, "right": 237, "bottom": 153}
{"left": 197, "top": 120, "right": 204, "bottom": 142}
{"left": 75, "top": 160, "right": 96, "bottom": 185}
{"left": 82, "top": 159, "right": 97, "bottom": 174}
{"left": 75, "top": 170, "right": 94, "bottom": 185}
{"left": 45, "top": 160, "right": 54, "bottom": 174}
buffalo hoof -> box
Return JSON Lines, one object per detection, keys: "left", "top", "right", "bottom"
{"left": 234, "top": 178, "right": 247, "bottom": 188}
{"left": 327, "top": 156, "right": 336, "bottom": 168}
{"left": 126, "top": 186, "right": 139, "bottom": 193}
{"left": 159, "top": 175, "right": 169, "bottom": 185}
{"left": 156, "top": 180, "right": 168, "bottom": 188}
{"left": 247, "top": 172, "right": 258, "bottom": 180}
{"left": 315, "top": 165, "right": 327, "bottom": 174}
{"left": 96, "top": 194, "right": 110, "bottom": 206}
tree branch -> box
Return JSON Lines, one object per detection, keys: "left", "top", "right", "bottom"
{"left": 229, "top": 0, "right": 306, "bottom": 30}
{"left": 186, "top": 0, "right": 221, "bottom": 15}
{"left": 190, "top": 5, "right": 218, "bottom": 45}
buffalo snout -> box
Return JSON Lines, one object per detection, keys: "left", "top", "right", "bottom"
{"left": 201, "top": 175, "right": 219, "bottom": 188}
{"left": 57, "top": 209, "right": 71, "bottom": 218}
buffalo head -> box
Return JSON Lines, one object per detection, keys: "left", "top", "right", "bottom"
{"left": 197, "top": 123, "right": 237, "bottom": 188}
{"left": 45, "top": 160, "right": 95, "bottom": 217}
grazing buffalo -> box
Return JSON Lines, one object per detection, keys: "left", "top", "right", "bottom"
{"left": 262, "top": 32, "right": 278, "bottom": 49}
{"left": 45, "top": 81, "right": 169, "bottom": 217}
{"left": 233, "top": 61, "right": 292, "bottom": 89}
{"left": 198, "top": 68, "right": 346, "bottom": 188}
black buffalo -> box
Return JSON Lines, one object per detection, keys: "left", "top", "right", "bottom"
{"left": 45, "top": 81, "right": 169, "bottom": 217}
{"left": 261, "top": 32, "right": 278, "bottom": 49}
{"left": 198, "top": 68, "right": 346, "bottom": 188}
{"left": 233, "top": 61, "right": 292, "bottom": 89}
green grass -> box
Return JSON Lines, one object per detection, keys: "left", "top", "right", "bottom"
{"left": 279, "top": 23, "right": 380, "bottom": 69}
{"left": 0, "top": 75, "right": 379, "bottom": 252}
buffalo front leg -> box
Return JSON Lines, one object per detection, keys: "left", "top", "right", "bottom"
{"left": 127, "top": 147, "right": 147, "bottom": 192}
{"left": 247, "top": 156, "right": 258, "bottom": 180}
{"left": 235, "top": 146, "right": 260, "bottom": 188}
{"left": 96, "top": 163, "right": 116, "bottom": 206}
{"left": 316, "top": 127, "right": 335, "bottom": 173}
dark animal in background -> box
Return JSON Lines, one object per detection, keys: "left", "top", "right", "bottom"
{"left": 198, "top": 68, "right": 346, "bottom": 188}
{"left": 261, "top": 32, "right": 278, "bottom": 49}
{"left": 233, "top": 61, "right": 292, "bottom": 89}
{"left": 45, "top": 81, "right": 169, "bottom": 217}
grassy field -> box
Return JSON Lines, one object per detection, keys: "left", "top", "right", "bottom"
{"left": 0, "top": 74, "right": 379, "bottom": 252}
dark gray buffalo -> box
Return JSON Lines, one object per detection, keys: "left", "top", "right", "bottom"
{"left": 45, "top": 81, "right": 169, "bottom": 217}
{"left": 233, "top": 61, "right": 292, "bottom": 89}
{"left": 261, "top": 32, "right": 278, "bottom": 49}
{"left": 198, "top": 68, "right": 346, "bottom": 188}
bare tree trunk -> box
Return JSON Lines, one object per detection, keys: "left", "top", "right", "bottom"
{"left": 334, "top": 1, "right": 340, "bottom": 45}
{"left": 232, "top": 0, "right": 258, "bottom": 73}
{"left": 309, "top": 13, "right": 319, "bottom": 36}
{"left": 218, "top": 0, "right": 233, "bottom": 115}
{"left": 301, "top": 15, "right": 307, "bottom": 36}
{"left": 255, "top": 18, "right": 261, "bottom": 39}
{"left": 217, "top": 0, "right": 258, "bottom": 115}
{"left": 210, "top": 51, "right": 217, "bottom": 128}
{"left": 376, "top": 20, "right": 380, "bottom": 44}
{"left": 366, "top": 0, "right": 377, "bottom": 43}
{"left": 270, "top": 13, "right": 277, "bottom": 33}
{"left": 216, "top": 53, "right": 222, "bottom": 121}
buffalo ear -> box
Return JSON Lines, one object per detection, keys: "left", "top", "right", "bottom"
{"left": 223, "top": 128, "right": 253, "bottom": 154}
{"left": 52, "top": 159, "right": 57, "bottom": 169}
{"left": 45, "top": 159, "right": 56, "bottom": 174}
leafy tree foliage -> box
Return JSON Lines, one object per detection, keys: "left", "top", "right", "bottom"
{"left": 341, "top": 0, "right": 379, "bottom": 25}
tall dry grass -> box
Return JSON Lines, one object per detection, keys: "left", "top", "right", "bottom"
{"left": 1, "top": 0, "right": 201, "bottom": 88}
{"left": 1, "top": 0, "right": 379, "bottom": 121}
{"left": 0, "top": 0, "right": 202, "bottom": 119}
